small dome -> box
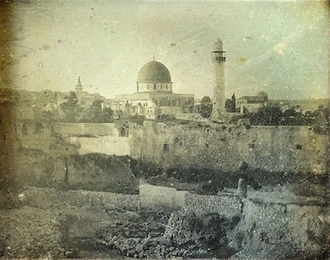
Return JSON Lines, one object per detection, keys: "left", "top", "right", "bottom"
{"left": 257, "top": 91, "right": 268, "bottom": 101}
{"left": 137, "top": 61, "right": 171, "bottom": 83}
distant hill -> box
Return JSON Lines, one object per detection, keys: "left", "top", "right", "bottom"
{"left": 269, "top": 99, "right": 329, "bottom": 110}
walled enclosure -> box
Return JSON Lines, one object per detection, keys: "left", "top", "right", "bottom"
{"left": 19, "top": 185, "right": 329, "bottom": 259}
{"left": 129, "top": 122, "right": 327, "bottom": 174}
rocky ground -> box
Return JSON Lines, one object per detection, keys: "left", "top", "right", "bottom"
{"left": 96, "top": 209, "right": 237, "bottom": 259}
{"left": 0, "top": 196, "right": 238, "bottom": 259}
{"left": 0, "top": 206, "right": 63, "bottom": 258}
{"left": 1, "top": 186, "right": 330, "bottom": 259}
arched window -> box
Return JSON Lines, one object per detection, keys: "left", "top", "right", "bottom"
{"left": 22, "top": 124, "right": 28, "bottom": 135}
{"left": 34, "top": 122, "right": 44, "bottom": 134}
{"left": 163, "top": 143, "right": 169, "bottom": 152}
{"left": 118, "top": 127, "right": 127, "bottom": 137}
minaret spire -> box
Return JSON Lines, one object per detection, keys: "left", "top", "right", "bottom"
{"left": 210, "top": 38, "right": 226, "bottom": 121}
{"left": 75, "top": 76, "right": 84, "bottom": 105}
{"left": 77, "top": 76, "right": 82, "bottom": 86}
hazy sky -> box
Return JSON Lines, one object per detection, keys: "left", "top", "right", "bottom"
{"left": 10, "top": 0, "right": 329, "bottom": 100}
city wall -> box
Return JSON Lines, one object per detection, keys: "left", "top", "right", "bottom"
{"left": 68, "top": 136, "right": 130, "bottom": 156}
{"left": 53, "top": 123, "right": 119, "bottom": 137}
{"left": 129, "top": 122, "right": 328, "bottom": 174}
{"left": 13, "top": 120, "right": 329, "bottom": 191}
{"left": 184, "top": 192, "right": 242, "bottom": 219}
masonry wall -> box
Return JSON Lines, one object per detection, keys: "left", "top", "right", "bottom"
{"left": 129, "top": 122, "right": 327, "bottom": 174}
{"left": 139, "top": 183, "right": 187, "bottom": 210}
{"left": 234, "top": 199, "right": 326, "bottom": 258}
{"left": 67, "top": 154, "right": 138, "bottom": 193}
{"left": 22, "top": 186, "right": 139, "bottom": 210}
{"left": 184, "top": 193, "right": 242, "bottom": 219}
{"left": 139, "top": 183, "right": 242, "bottom": 217}
{"left": 69, "top": 136, "right": 130, "bottom": 156}
{"left": 54, "top": 123, "right": 118, "bottom": 136}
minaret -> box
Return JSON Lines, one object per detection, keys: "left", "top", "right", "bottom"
{"left": 75, "top": 76, "right": 84, "bottom": 105}
{"left": 210, "top": 39, "right": 226, "bottom": 121}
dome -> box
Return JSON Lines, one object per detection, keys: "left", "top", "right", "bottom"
{"left": 137, "top": 61, "right": 171, "bottom": 83}
{"left": 257, "top": 91, "right": 268, "bottom": 101}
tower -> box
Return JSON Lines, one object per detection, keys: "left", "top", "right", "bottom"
{"left": 75, "top": 76, "right": 84, "bottom": 105}
{"left": 210, "top": 39, "right": 226, "bottom": 121}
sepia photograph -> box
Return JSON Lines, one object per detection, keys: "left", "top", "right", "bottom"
{"left": 0, "top": 0, "right": 329, "bottom": 259}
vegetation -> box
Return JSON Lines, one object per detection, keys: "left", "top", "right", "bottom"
{"left": 225, "top": 94, "right": 236, "bottom": 113}
{"left": 242, "top": 105, "right": 330, "bottom": 130}
{"left": 57, "top": 97, "right": 114, "bottom": 123}
{"left": 59, "top": 91, "right": 80, "bottom": 122}
{"left": 86, "top": 100, "right": 113, "bottom": 123}
{"left": 197, "top": 96, "right": 213, "bottom": 118}
{"left": 249, "top": 106, "right": 284, "bottom": 125}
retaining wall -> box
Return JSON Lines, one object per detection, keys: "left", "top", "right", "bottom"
{"left": 233, "top": 199, "right": 327, "bottom": 259}
{"left": 139, "top": 183, "right": 187, "bottom": 210}
{"left": 184, "top": 192, "right": 242, "bottom": 219}
{"left": 54, "top": 123, "right": 118, "bottom": 137}
{"left": 69, "top": 136, "right": 130, "bottom": 156}
{"left": 22, "top": 187, "right": 139, "bottom": 211}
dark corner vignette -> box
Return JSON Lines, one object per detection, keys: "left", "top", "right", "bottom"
{"left": 0, "top": 0, "right": 17, "bottom": 209}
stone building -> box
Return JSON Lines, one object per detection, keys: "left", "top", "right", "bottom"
{"left": 114, "top": 59, "right": 195, "bottom": 119}
{"left": 236, "top": 91, "right": 268, "bottom": 114}
{"left": 56, "top": 77, "right": 106, "bottom": 110}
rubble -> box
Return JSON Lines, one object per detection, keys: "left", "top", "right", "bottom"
{"left": 97, "top": 209, "right": 237, "bottom": 258}
{"left": 0, "top": 206, "right": 63, "bottom": 258}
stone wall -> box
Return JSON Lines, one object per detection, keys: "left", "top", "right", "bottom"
{"left": 67, "top": 154, "right": 138, "bottom": 193}
{"left": 54, "top": 123, "right": 118, "bottom": 137}
{"left": 139, "top": 183, "right": 242, "bottom": 217}
{"left": 21, "top": 186, "right": 139, "bottom": 211}
{"left": 69, "top": 136, "right": 130, "bottom": 156}
{"left": 15, "top": 152, "right": 138, "bottom": 193}
{"left": 139, "top": 183, "right": 187, "bottom": 210}
{"left": 184, "top": 193, "right": 242, "bottom": 219}
{"left": 129, "top": 122, "right": 327, "bottom": 174}
{"left": 232, "top": 199, "right": 327, "bottom": 259}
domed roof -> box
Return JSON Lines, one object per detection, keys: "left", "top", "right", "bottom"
{"left": 257, "top": 91, "right": 268, "bottom": 101}
{"left": 137, "top": 61, "right": 171, "bottom": 83}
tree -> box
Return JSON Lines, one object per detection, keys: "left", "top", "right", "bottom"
{"left": 59, "top": 91, "right": 79, "bottom": 122}
{"left": 87, "top": 100, "right": 113, "bottom": 123}
{"left": 225, "top": 99, "right": 236, "bottom": 112}
{"left": 99, "top": 107, "right": 113, "bottom": 123}
{"left": 250, "top": 106, "right": 283, "bottom": 125}
{"left": 313, "top": 106, "right": 330, "bottom": 134}
{"left": 201, "top": 96, "right": 212, "bottom": 104}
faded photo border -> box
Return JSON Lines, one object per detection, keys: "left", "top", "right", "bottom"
{"left": 0, "top": 0, "right": 329, "bottom": 259}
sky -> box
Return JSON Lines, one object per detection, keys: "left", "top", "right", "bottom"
{"left": 8, "top": 0, "right": 330, "bottom": 100}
